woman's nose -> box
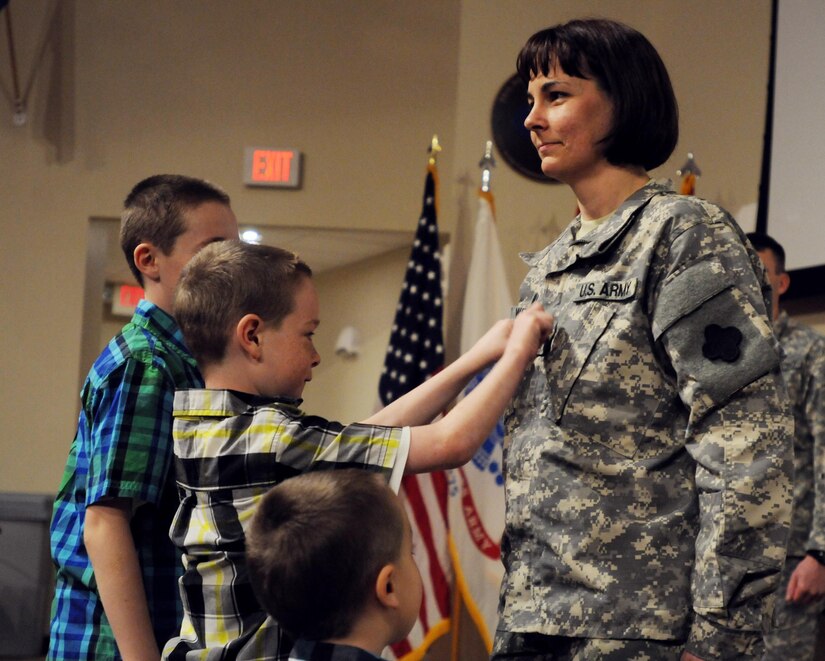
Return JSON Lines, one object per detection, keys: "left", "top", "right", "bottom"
{"left": 524, "top": 104, "right": 544, "bottom": 131}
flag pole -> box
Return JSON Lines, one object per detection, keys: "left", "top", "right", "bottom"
{"left": 677, "top": 152, "right": 701, "bottom": 195}
{"left": 478, "top": 140, "right": 497, "bottom": 217}
{"left": 384, "top": 134, "right": 452, "bottom": 661}
{"left": 447, "top": 139, "right": 512, "bottom": 657}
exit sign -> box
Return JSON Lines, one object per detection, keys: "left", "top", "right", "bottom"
{"left": 244, "top": 147, "right": 302, "bottom": 188}
{"left": 112, "top": 283, "right": 144, "bottom": 318}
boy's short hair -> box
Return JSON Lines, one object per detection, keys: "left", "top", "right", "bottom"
{"left": 246, "top": 470, "right": 405, "bottom": 641}
{"left": 174, "top": 239, "right": 312, "bottom": 368}
{"left": 517, "top": 18, "right": 678, "bottom": 171}
{"left": 747, "top": 231, "right": 787, "bottom": 274}
{"left": 120, "top": 174, "right": 231, "bottom": 286}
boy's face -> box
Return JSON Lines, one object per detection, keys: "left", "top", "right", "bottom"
{"left": 259, "top": 276, "right": 321, "bottom": 399}
{"left": 393, "top": 496, "right": 423, "bottom": 641}
{"left": 155, "top": 201, "right": 239, "bottom": 310}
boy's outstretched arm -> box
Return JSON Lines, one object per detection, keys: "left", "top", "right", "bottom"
{"left": 404, "top": 303, "right": 552, "bottom": 473}
{"left": 85, "top": 498, "right": 160, "bottom": 661}
{"left": 365, "top": 317, "right": 517, "bottom": 428}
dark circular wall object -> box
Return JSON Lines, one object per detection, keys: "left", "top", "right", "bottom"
{"left": 491, "top": 74, "right": 558, "bottom": 184}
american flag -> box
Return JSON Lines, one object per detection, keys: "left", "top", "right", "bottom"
{"left": 380, "top": 162, "right": 452, "bottom": 660}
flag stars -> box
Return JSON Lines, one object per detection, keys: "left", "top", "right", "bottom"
{"left": 378, "top": 171, "right": 442, "bottom": 407}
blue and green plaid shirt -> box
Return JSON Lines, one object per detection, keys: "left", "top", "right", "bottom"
{"left": 48, "top": 300, "right": 203, "bottom": 660}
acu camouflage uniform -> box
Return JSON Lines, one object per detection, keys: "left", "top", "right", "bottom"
{"left": 496, "top": 180, "right": 794, "bottom": 660}
{"left": 763, "top": 312, "right": 825, "bottom": 660}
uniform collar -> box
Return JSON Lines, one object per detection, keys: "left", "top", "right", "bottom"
{"left": 521, "top": 179, "right": 675, "bottom": 277}
{"left": 773, "top": 310, "right": 791, "bottom": 338}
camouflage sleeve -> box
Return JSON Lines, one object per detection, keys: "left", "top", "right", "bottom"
{"left": 650, "top": 217, "right": 794, "bottom": 658}
{"left": 806, "top": 340, "right": 825, "bottom": 551}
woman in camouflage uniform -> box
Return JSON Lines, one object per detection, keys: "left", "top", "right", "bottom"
{"left": 493, "top": 18, "right": 794, "bottom": 661}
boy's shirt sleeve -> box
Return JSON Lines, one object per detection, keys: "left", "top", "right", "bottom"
{"left": 282, "top": 415, "right": 408, "bottom": 480}
{"left": 387, "top": 427, "right": 410, "bottom": 492}
{"left": 172, "top": 391, "right": 409, "bottom": 493}
{"left": 86, "top": 354, "right": 175, "bottom": 508}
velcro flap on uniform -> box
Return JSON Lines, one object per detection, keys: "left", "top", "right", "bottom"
{"left": 659, "top": 287, "right": 779, "bottom": 410}
{"left": 652, "top": 259, "right": 734, "bottom": 341}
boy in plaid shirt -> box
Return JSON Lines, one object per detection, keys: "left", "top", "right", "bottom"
{"left": 163, "top": 240, "right": 551, "bottom": 660}
{"left": 48, "top": 175, "right": 238, "bottom": 661}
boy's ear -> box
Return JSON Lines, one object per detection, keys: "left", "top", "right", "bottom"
{"left": 133, "top": 243, "right": 161, "bottom": 283}
{"left": 237, "top": 314, "right": 265, "bottom": 360}
{"left": 375, "top": 563, "right": 400, "bottom": 609}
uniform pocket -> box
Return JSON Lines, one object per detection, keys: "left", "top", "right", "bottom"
{"left": 545, "top": 300, "right": 616, "bottom": 423}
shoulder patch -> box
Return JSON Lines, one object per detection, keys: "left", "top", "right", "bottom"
{"left": 702, "top": 324, "right": 743, "bottom": 363}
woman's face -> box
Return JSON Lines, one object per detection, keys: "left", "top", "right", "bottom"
{"left": 524, "top": 62, "right": 614, "bottom": 185}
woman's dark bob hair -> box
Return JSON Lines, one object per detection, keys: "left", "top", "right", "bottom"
{"left": 517, "top": 18, "right": 678, "bottom": 172}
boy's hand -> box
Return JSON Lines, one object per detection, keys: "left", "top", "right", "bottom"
{"left": 506, "top": 302, "right": 553, "bottom": 362}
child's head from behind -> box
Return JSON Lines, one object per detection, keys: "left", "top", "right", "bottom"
{"left": 247, "top": 470, "right": 422, "bottom": 647}
{"left": 120, "top": 174, "right": 236, "bottom": 289}
{"left": 174, "top": 240, "right": 318, "bottom": 398}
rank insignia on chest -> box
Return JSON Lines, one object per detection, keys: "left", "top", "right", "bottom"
{"left": 574, "top": 278, "right": 638, "bottom": 303}
{"left": 702, "top": 324, "right": 743, "bottom": 363}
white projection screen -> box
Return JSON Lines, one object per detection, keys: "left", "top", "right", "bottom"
{"left": 760, "top": 0, "right": 825, "bottom": 298}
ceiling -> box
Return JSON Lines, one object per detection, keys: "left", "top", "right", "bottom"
{"left": 102, "top": 220, "right": 417, "bottom": 285}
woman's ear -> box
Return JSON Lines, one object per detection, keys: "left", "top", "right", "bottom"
{"left": 133, "top": 243, "right": 160, "bottom": 283}
{"left": 237, "top": 314, "right": 265, "bottom": 360}
{"left": 374, "top": 563, "right": 400, "bottom": 609}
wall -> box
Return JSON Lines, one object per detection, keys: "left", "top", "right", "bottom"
{"left": 0, "top": 0, "right": 783, "bottom": 497}
{"left": 0, "top": 0, "right": 461, "bottom": 493}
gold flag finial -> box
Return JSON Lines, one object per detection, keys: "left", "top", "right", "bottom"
{"left": 428, "top": 134, "right": 442, "bottom": 166}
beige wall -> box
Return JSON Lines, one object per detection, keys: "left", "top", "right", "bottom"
{"left": 0, "top": 1, "right": 782, "bottom": 500}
